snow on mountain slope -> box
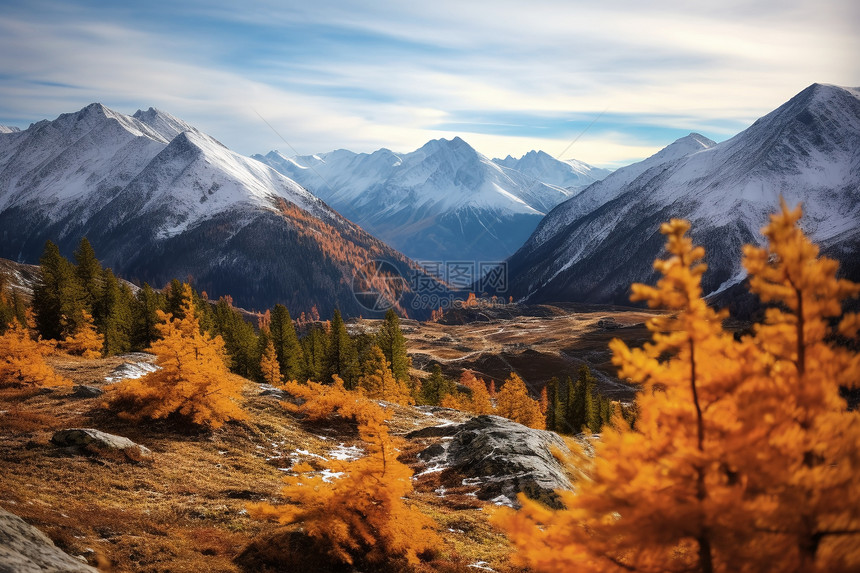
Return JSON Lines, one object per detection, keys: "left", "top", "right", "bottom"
{"left": 253, "top": 137, "right": 596, "bottom": 264}
{"left": 0, "top": 126, "right": 20, "bottom": 134}
{"left": 492, "top": 150, "right": 610, "bottom": 191}
{"left": 132, "top": 107, "right": 202, "bottom": 141}
{"left": 0, "top": 104, "right": 444, "bottom": 317}
{"left": 505, "top": 84, "right": 860, "bottom": 306}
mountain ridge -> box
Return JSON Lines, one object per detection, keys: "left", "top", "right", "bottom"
{"left": 0, "top": 103, "right": 444, "bottom": 317}
{"left": 503, "top": 83, "right": 860, "bottom": 306}
{"left": 253, "top": 137, "right": 608, "bottom": 265}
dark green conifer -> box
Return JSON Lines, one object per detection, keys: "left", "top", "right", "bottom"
{"left": 377, "top": 309, "right": 411, "bottom": 382}
{"left": 131, "top": 283, "right": 164, "bottom": 350}
{"left": 271, "top": 304, "right": 306, "bottom": 382}
{"left": 325, "top": 309, "right": 359, "bottom": 388}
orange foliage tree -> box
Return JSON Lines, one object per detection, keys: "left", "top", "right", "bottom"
{"left": 494, "top": 204, "right": 860, "bottom": 573}
{"left": 441, "top": 371, "right": 494, "bottom": 415}
{"left": 495, "top": 373, "right": 545, "bottom": 429}
{"left": 0, "top": 318, "right": 70, "bottom": 389}
{"left": 61, "top": 309, "right": 103, "bottom": 358}
{"left": 259, "top": 338, "right": 283, "bottom": 386}
{"left": 105, "top": 284, "right": 245, "bottom": 429}
{"left": 254, "top": 378, "right": 438, "bottom": 567}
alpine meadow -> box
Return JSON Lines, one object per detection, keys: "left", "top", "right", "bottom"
{"left": 1, "top": 1, "right": 858, "bottom": 572}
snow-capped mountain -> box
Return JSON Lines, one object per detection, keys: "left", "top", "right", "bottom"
{"left": 0, "top": 126, "right": 20, "bottom": 134}
{"left": 0, "top": 104, "right": 444, "bottom": 317}
{"left": 492, "top": 150, "right": 611, "bottom": 191}
{"left": 504, "top": 83, "right": 860, "bottom": 306}
{"left": 253, "top": 138, "right": 607, "bottom": 265}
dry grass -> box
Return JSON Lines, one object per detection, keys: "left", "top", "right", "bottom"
{"left": 0, "top": 352, "right": 523, "bottom": 572}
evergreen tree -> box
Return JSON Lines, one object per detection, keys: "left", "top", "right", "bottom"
{"left": 131, "top": 283, "right": 164, "bottom": 350}
{"left": 96, "top": 268, "right": 133, "bottom": 355}
{"left": 165, "top": 278, "right": 185, "bottom": 319}
{"left": 545, "top": 377, "right": 559, "bottom": 431}
{"left": 566, "top": 369, "right": 587, "bottom": 433}
{"left": 213, "top": 297, "right": 259, "bottom": 378}
{"left": 418, "top": 363, "right": 456, "bottom": 405}
{"left": 32, "top": 241, "right": 85, "bottom": 340}
{"left": 300, "top": 324, "right": 328, "bottom": 383}
{"left": 325, "top": 310, "right": 359, "bottom": 388}
{"left": 376, "top": 309, "right": 410, "bottom": 382}
{"left": 73, "top": 237, "right": 102, "bottom": 310}
{"left": 271, "top": 304, "right": 305, "bottom": 382}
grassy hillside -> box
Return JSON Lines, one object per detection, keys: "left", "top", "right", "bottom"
{"left": 0, "top": 353, "right": 520, "bottom": 572}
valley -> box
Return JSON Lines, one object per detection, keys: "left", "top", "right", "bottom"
{"left": 384, "top": 303, "right": 663, "bottom": 401}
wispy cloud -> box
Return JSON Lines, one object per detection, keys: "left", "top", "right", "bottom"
{"left": 0, "top": 0, "right": 857, "bottom": 167}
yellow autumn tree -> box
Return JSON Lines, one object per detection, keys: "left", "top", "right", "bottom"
{"left": 494, "top": 204, "right": 860, "bottom": 573}
{"left": 442, "top": 371, "right": 494, "bottom": 414}
{"left": 61, "top": 309, "right": 103, "bottom": 358}
{"left": 105, "top": 283, "right": 245, "bottom": 429}
{"left": 735, "top": 202, "right": 860, "bottom": 571}
{"left": 0, "top": 319, "right": 70, "bottom": 389}
{"left": 260, "top": 338, "right": 283, "bottom": 386}
{"left": 357, "top": 344, "right": 413, "bottom": 405}
{"left": 495, "top": 373, "right": 544, "bottom": 429}
{"left": 254, "top": 379, "right": 438, "bottom": 567}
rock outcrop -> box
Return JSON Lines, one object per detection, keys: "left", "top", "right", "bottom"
{"left": 410, "top": 415, "right": 573, "bottom": 508}
{"left": 51, "top": 428, "right": 152, "bottom": 463}
{"left": 0, "top": 507, "right": 98, "bottom": 572}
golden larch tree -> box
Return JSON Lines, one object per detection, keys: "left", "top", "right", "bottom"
{"left": 61, "top": 309, "right": 103, "bottom": 358}
{"left": 736, "top": 202, "right": 860, "bottom": 571}
{"left": 495, "top": 373, "right": 545, "bottom": 429}
{"left": 0, "top": 318, "right": 70, "bottom": 389}
{"left": 254, "top": 379, "right": 438, "bottom": 567}
{"left": 105, "top": 283, "right": 245, "bottom": 429}
{"left": 452, "top": 370, "right": 494, "bottom": 415}
{"left": 259, "top": 338, "right": 283, "bottom": 386}
{"left": 494, "top": 204, "right": 860, "bottom": 573}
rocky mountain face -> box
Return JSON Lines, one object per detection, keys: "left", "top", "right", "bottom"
{"left": 504, "top": 84, "right": 860, "bottom": 306}
{"left": 0, "top": 104, "right": 444, "bottom": 317}
{"left": 253, "top": 138, "right": 608, "bottom": 266}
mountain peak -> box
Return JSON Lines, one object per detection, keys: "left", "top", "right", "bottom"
{"left": 0, "top": 125, "right": 20, "bottom": 134}
{"left": 133, "top": 107, "right": 199, "bottom": 141}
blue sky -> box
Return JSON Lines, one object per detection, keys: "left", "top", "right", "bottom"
{"left": 0, "top": 0, "right": 857, "bottom": 168}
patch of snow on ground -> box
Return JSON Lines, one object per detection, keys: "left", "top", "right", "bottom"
{"left": 319, "top": 469, "right": 344, "bottom": 483}
{"left": 468, "top": 561, "right": 496, "bottom": 571}
{"left": 490, "top": 494, "right": 516, "bottom": 507}
{"left": 104, "top": 355, "right": 159, "bottom": 383}
{"left": 328, "top": 443, "right": 364, "bottom": 461}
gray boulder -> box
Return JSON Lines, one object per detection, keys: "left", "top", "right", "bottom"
{"left": 72, "top": 385, "right": 103, "bottom": 398}
{"left": 411, "top": 415, "right": 573, "bottom": 508}
{"left": 0, "top": 507, "right": 98, "bottom": 572}
{"left": 51, "top": 428, "right": 152, "bottom": 463}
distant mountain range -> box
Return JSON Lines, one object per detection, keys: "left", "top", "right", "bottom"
{"left": 253, "top": 139, "right": 608, "bottom": 265}
{"left": 503, "top": 83, "right": 860, "bottom": 307}
{"left": 0, "top": 104, "right": 444, "bottom": 317}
